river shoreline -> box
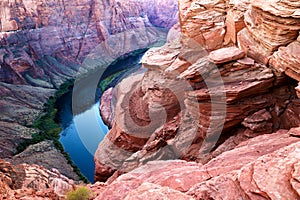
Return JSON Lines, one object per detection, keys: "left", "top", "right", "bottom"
{"left": 16, "top": 49, "right": 148, "bottom": 183}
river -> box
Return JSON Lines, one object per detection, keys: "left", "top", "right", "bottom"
{"left": 56, "top": 51, "right": 146, "bottom": 182}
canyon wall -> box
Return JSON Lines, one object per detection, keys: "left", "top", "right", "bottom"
{"left": 1, "top": 0, "right": 300, "bottom": 198}
{"left": 94, "top": 128, "right": 300, "bottom": 199}
{"left": 0, "top": 0, "right": 178, "bottom": 86}
{"left": 0, "top": 0, "right": 178, "bottom": 180}
{"left": 0, "top": 158, "right": 75, "bottom": 199}
{"left": 95, "top": 1, "right": 300, "bottom": 198}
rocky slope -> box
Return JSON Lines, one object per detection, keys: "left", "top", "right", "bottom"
{"left": 96, "top": 0, "right": 300, "bottom": 197}
{"left": 93, "top": 128, "right": 300, "bottom": 199}
{"left": 2, "top": 128, "right": 300, "bottom": 199}
{"left": 0, "top": 0, "right": 178, "bottom": 180}
{"left": 0, "top": 158, "right": 74, "bottom": 199}
{"left": 2, "top": 0, "right": 300, "bottom": 199}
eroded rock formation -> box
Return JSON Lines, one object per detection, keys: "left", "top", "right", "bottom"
{"left": 3, "top": 127, "right": 300, "bottom": 198}
{"left": 93, "top": 128, "right": 300, "bottom": 199}
{"left": 0, "top": 158, "right": 74, "bottom": 199}
{"left": 95, "top": 0, "right": 300, "bottom": 193}
{"left": 95, "top": 40, "right": 299, "bottom": 184}
{"left": 2, "top": 0, "right": 300, "bottom": 198}
{"left": 0, "top": 0, "right": 178, "bottom": 179}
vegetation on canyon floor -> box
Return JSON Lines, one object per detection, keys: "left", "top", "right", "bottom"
{"left": 16, "top": 79, "right": 74, "bottom": 153}
{"left": 99, "top": 69, "right": 126, "bottom": 92}
{"left": 16, "top": 79, "right": 89, "bottom": 183}
{"left": 66, "top": 186, "right": 93, "bottom": 200}
{"left": 14, "top": 48, "right": 151, "bottom": 183}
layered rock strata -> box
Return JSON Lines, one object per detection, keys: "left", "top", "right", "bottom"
{"left": 0, "top": 158, "right": 74, "bottom": 199}
{"left": 1, "top": 0, "right": 300, "bottom": 198}
{"left": 0, "top": 0, "right": 178, "bottom": 86}
{"left": 93, "top": 128, "right": 300, "bottom": 199}
{"left": 3, "top": 127, "right": 300, "bottom": 199}
{"left": 95, "top": 38, "right": 300, "bottom": 181}
{"left": 238, "top": 0, "right": 300, "bottom": 64}
{"left": 179, "top": 0, "right": 228, "bottom": 51}
{"left": 0, "top": 0, "right": 178, "bottom": 179}
{"left": 96, "top": 0, "right": 300, "bottom": 185}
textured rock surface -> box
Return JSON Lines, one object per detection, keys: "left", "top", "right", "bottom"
{"left": 179, "top": 0, "right": 227, "bottom": 51}
{"left": 123, "top": 182, "right": 193, "bottom": 200}
{"left": 0, "top": 0, "right": 178, "bottom": 179}
{"left": 0, "top": 0, "right": 178, "bottom": 87}
{"left": 167, "top": 23, "right": 181, "bottom": 43}
{"left": 188, "top": 129, "right": 300, "bottom": 199}
{"left": 95, "top": 0, "right": 300, "bottom": 187}
{"left": 95, "top": 34, "right": 300, "bottom": 181}
{"left": 224, "top": 0, "right": 250, "bottom": 45}
{"left": 270, "top": 41, "right": 300, "bottom": 81}
{"left": 5, "top": 127, "right": 297, "bottom": 199}
{"left": 0, "top": 83, "right": 55, "bottom": 158}
{"left": 238, "top": 0, "right": 300, "bottom": 64}
{"left": 143, "top": 0, "right": 179, "bottom": 28}
{"left": 3, "top": 0, "right": 300, "bottom": 198}
{"left": 8, "top": 140, "right": 79, "bottom": 180}
{"left": 100, "top": 87, "right": 115, "bottom": 128}
{"left": 0, "top": 159, "right": 74, "bottom": 199}
{"left": 93, "top": 128, "right": 300, "bottom": 199}
{"left": 208, "top": 46, "right": 245, "bottom": 64}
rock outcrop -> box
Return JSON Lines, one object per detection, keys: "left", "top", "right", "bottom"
{"left": 2, "top": 0, "right": 300, "bottom": 198}
{"left": 93, "top": 128, "right": 300, "bottom": 199}
{"left": 99, "top": 87, "right": 115, "bottom": 128}
{"left": 7, "top": 127, "right": 298, "bottom": 199}
{"left": 0, "top": 0, "right": 178, "bottom": 179}
{"left": 270, "top": 40, "right": 300, "bottom": 81}
{"left": 5, "top": 127, "right": 300, "bottom": 199}
{"left": 238, "top": 0, "right": 300, "bottom": 64}
{"left": 95, "top": 0, "right": 300, "bottom": 188}
{"left": 95, "top": 38, "right": 300, "bottom": 182}
{"left": 179, "top": 0, "right": 228, "bottom": 51}
{"left": 8, "top": 140, "right": 79, "bottom": 180}
{"left": 0, "top": 0, "right": 179, "bottom": 86}
{"left": 0, "top": 159, "right": 74, "bottom": 199}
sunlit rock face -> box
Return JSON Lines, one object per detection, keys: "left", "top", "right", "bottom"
{"left": 0, "top": 158, "right": 75, "bottom": 199}
{"left": 95, "top": 37, "right": 299, "bottom": 183}
{"left": 95, "top": 0, "right": 300, "bottom": 185}
{"left": 3, "top": 128, "right": 300, "bottom": 199}
{"left": 238, "top": 0, "right": 300, "bottom": 65}
{"left": 93, "top": 128, "right": 300, "bottom": 199}
{"left": 0, "top": 0, "right": 179, "bottom": 86}
{"left": 0, "top": 0, "right": 178, "bottom": 179}
{"left": 2, "top": 0, "right": 300, "bottom": 198}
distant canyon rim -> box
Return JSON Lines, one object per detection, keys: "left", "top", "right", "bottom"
{"left": 1, "top": 0, "right": 300, "bottom": 199}
{"left": 0, "top": 0, "right": 178, "bottom": 180}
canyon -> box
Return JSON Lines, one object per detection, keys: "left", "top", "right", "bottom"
{"left": 1, "top": 0, "right": 300, "bottom": 199}
{"left": 0, "top": 0, "right": 178, "bottom": 182}
{"left": 94, "top": 0, "right": 300, "bottom": 198}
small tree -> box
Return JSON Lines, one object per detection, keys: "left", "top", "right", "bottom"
{"left": 66, "top": 186, "right": 92, "bottom": 200}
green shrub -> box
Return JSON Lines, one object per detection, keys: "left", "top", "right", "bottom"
{"left": 99, "top": 70, "right": 125, "bottom": 92}
{"left": 66, "top": 187, "right": 92, "bottom": 200}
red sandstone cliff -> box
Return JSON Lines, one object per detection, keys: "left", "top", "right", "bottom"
{"left": 0, "top": 0, "right": 178, "bottom": 179}
{"left": 95, "top": 0, "right": 300, "bottom": 198}
{"left": 2, "top": 0, "right": 300, "bottom": 199}
{"left": 93, "top": 128, "right": 300, "bottom": 199}
{"left": 2, "top": 128, "right": 300, "bottom": 199}
{"left": 0, "top": 0, "right": 178, "bottom": 85}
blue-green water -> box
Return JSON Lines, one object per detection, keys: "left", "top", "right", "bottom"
{"left": 59, "top": 101, "right": 108, "bottom": 182}
{"left": 57, "top": 51, "right": 146, "bottom": 182}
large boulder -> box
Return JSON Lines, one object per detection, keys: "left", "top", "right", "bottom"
{"left": 93, "top": 128, "right": 300, "bottom": 199}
